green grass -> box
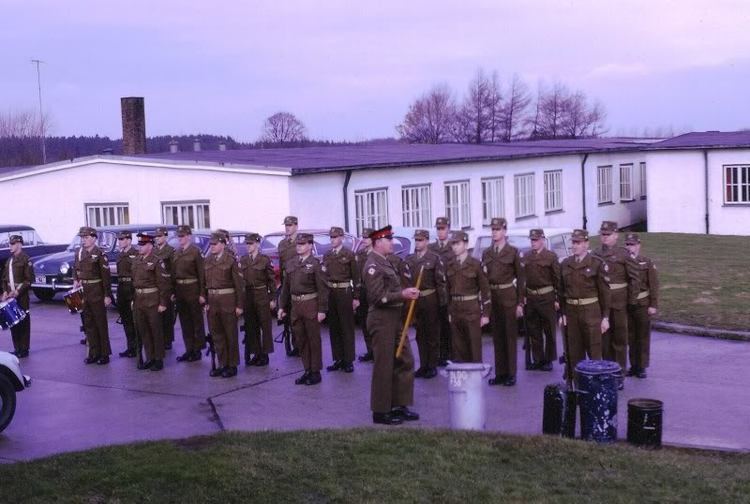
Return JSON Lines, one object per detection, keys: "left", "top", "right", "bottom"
{"left": 1, "top": 430, "right": 749, "bottom": 503}
{"left": 591, "top": 232, "right": 750, "bottom": 331}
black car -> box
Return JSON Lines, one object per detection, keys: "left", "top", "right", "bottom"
{"left": 0, "top": 225, "right": 67, "bottom": 274}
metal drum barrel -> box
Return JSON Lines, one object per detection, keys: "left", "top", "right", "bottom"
{"left": 627, "top": 398, "right": 663, "bottom": 448}
{"left": 575, "top": 359, "right": 621, "bottom": 443}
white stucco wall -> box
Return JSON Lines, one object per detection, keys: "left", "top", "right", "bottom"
{"left": 584, "top": 152, "right": 648, "bottom": 232}
{"left": 706, "top": 149, "right": 750, "bottom": 235}
{"left": 286, "top": 171, "right": 346, "bottom": 235}
{"left": 645, "top": 151, "right": 706, "bottom": 234}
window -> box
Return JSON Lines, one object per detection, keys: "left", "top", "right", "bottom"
{"left": 639, "top": 162, "right": 647, "bottom": 198}
{"left": 162, "top": 201, "right": 210, "bottom": 229}
{"left": 0, "top": 230, "right": 38, "bottom": 249}
{"left": 355, "top": 188, "right": 388, "bottom": 235}
{"left": 85, "top": 203, "right": 129, "bottom": 227}
{"left": 444, "top": 180, "right": 471, "bottom": 228}
{"left": 620, "top": 164, "right": 634, "bottom": 201}
{"left": 724, "top": 165, "right": 750, "bottom": 204}
{"left": 543, "top": 170, "right": 563, "bottom": 212}
{"left": 597, "top": 165, "right": 613, "bottom": 204}
{"left": 481, "top": 177, "right": 504, "bottom": 225}
{"left": 514, "top": 173, "right": 535, "bottom": 218}
{"left": 401, "top": 185, "right": 431, "bottom": 228}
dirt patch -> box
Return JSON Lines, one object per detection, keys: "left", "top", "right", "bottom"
{"left": 661, "top": 284, "right": 690, "bottom": 290}
{"left": 692, "top": 297, "right": 717, "bottom": 305}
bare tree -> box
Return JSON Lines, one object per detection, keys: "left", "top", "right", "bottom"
{"left": 499, "top": 74, "right": 530, "bottom": 141}
{"left": 526, "top": 82, "right": 546, "bottom": 139}
{"left": 538, "top": 81, "right": 568, "bottom": 139}
{"left": 485, "top": 71, "right": 503, "bottom": 142}
{"left": 0, "top": 110, "right": 43, "bottom": 138}
{"left": 260, "top": 112, "right": 307, "bottom": 144}
{"left": 397, "top": 84, "right": 457, "bottom": 144}
{"left": 457, "top": 69, "right": 493, "bottom": 144}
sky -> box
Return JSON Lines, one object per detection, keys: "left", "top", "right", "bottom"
{"left": 2, "top": 0, "right": 750, "bottom": 142}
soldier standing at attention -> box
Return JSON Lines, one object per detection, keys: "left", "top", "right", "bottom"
{"left": 482, "top": 217, "right": 525, "bottom": 386}
{"left": 522, "top": 229, "right": 561, "bottom": 372}
{"left": 154, "top": 227, "right": 176, "bottom": 351}
{"left": 131, "top": 233, "right": 170, "bottom": 371}
{"left": 73, "top": 226, "right": 112, "bottom": 365}
{"left": 559, "top": 229, "right": 611, "bottom": 374}
{"left": 240, "top": 232, "right": 276, "bottom": 367}
{"left": 365, "top": 225, "right": 420, "bottom": 425}
{"left": 278, "top": 233, "right": 328, "bottom": 385}
{"left": 173, "top": 225, "right": 206, "bottom": 363}
{"left": 402, "top": 229, "right": 446, "bottom": 379}
{"left": 1, "top": 235, "right": 33, "bottom": 358}
{"left": 356, "top": 228, "right": 375, "bottom": 362}
{"left": 278, "top": 216, "right": 300, "bottom": 357}
{"left": 115, "top": 231, "right": 138, "bottom": 358}
{"left": 625, "top": 233, "right": 659, "bottom": 379}
{"left": 594, "top": 221, "right": 639, "bottom": 382}
{"left": 446, "top": 231, "right": 490, "bottom": 365}
{"left": 428, "top": 217, "right": 454, "bottom": 366}
{"left": 204, "top": 232, "right": 245, "bottom": 378}
{"left": 323, "top": 226, "right": 359, "bottom": 374}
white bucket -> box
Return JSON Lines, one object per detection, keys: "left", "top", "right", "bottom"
{"left": 441, "top": 362, "right": 493, "bottom": 430}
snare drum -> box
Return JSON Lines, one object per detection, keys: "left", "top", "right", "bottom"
{"left": 0, "top": 298, "right": 27, "bottom": 330}
{"left": 63, "top": 287, "right": 85, "bottom": 314}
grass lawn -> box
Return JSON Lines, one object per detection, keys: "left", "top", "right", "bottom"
{"left": 1, "top": 430, "right": 748, "bottom": 503}
{"left": 591, "top": 232, "right": 750, "bottom": 331}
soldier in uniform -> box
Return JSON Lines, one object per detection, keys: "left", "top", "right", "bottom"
{"left": 365, "top": 225, "right": 421, "bottom": 425}
{"left": 482, "top": 218, "right": 525, "bottom": 386}
{"left": 73, "top": 226, "right": 113, "bottom": 365}
{"left": 216, "top": 228, "right": 237, "bottom": 258}
{"left": 402, "top": 229, "right": 446, "bottom": 379}
{"left": 522, "top": 229, "right": 561, "bottom": 372}
{"left": 278, "top": 233, "right": 328, "bottom": 385}
{"left": 278, "top": 216, "right": 300, "bottom": 357}
{"left": 1, "top": 235, "right": 34, "bottom": 358}
{"left": 322, "top": 226, "right": 359, "bottom": 373}
{"left": 131, "top": 233, "right": 171, "bottom": 371}
{"left": 428, "top": 217, "right": 454, "bottom": 366}
{"left": 115, "top": 231, "right": 138, "bottom": 358}
{"left": 240, "top": 232, "right": 275, "bottom": 367}
{"left": 625, "top": 233, "right": 659, "bottom": 379}
{"left": 559, "top": 229, "right": 611, "bottom": 374}
{"left": 356, "top": 227, "right": 375, "bottom": 362}
{"left": 204, "top": 232, "right": 245, "bottom": 378}
{"left": 154, "top": 227, "right": 176, "bottom": 350}
{"left": 446, "top": 231, "right": 490, "bottom": 365}
{"left": 594, "top": 221, "right": 639, "bottom": 379}
{"left": 173, "top": 225, "right": 206, "bottom": 363}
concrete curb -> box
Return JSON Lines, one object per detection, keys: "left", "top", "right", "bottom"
{"left": 652, "top": 321, "right": 750, "bottom": 342}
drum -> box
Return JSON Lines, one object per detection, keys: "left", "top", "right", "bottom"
{"left": 64, "top": 287, "right": 85, "bottom": 314}
{"left": 0, "top": 298, "right": 27, "bottom": 330}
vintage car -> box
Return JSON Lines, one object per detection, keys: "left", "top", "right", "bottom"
{"left": 0, "top": 225, "right": 67, "bottom": 273}
{"left": 470, "top": 227, "right": 575, "bottom": 262}
{"left": 0, "top": 350, "right": 31, "bottom": 433}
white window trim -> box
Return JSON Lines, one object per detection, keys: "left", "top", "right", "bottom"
{"left": 85, "top": 202, "right": 130, "bottom": 227}
{"left": 597, "top": 165, "right": 613, "bottom": 204}
{"left": 723, "top": 165, "right": 750, "bottom": 205}
{"left": 620, "top": 164, "right": 634, "bottom": 201}
{"left": 401, "top": 184, "right": 431, "bottom": 228}
{"left": 444, "top": 180, "right": 471, "bottom": 229}
{"left": 543, "top": 170, "right": 563, "bottom": 213}
{"left": 354, "top": 188, "right": 389, "bottom": 235}
{"left": 162, "top": 200, "right": 211, "bottom": 229}
{"left": 514, "top": 173, "right": 535, "bottom": 219}
{"left": 481, "top": 177, "right": 504, "bottom": 226}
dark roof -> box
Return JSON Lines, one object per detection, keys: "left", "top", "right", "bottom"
{"left": 649, "top": 131, "right": 750, "bottom": 149}
{"left": 0, "top": 225, "right": 35, "bottom": 232}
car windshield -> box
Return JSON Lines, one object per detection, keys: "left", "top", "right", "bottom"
{"left": 0, "top": 229, "right": 39, "bottom": 249}
{"left": 66, "top": 231, "right": 117, "bottom": 252}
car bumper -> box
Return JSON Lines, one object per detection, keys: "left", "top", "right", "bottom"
{"left": 32, "top": 277, "right": 74, "bottom": 292}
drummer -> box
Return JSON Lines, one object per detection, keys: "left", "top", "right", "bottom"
{"left": 1, "top": 235, "right": 34, "bottom": 358}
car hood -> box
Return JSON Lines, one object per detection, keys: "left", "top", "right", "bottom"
{"left": 31, "top": 250, "right": 76, "bottom": 272}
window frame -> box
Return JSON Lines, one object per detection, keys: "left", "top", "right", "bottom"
{"left": 401, "top": 184, "right": 432, "bottom": 228}
{"left": 161, "top": 200, "right": 211, "bottom": 229}
{"left": 354, "top": 188, "right": 389, "bottom": 236}
{"left": 514, "top": 172, "right": 536, "bottom": 219}
{"left": 724, "top": 165, "right": 750, "bottom": 205}
{"left": 444, "top": 180, "right": 471, "bottom": 229}
{"left": 543, "top": 170, "right": 563, "bottom": 213}
{"left": 597, "top": 165, "right": 613, "bottom": 205}
{"left": 481, "top": 177, "right": 504, "bottom": 226}
{"left": 620, "top": 163, "right": 634, "bottom": 202}
{"left": 84, "top": 202, "right": 130, "bottom": 227}
{"left": 639, "top": 162, "right": 647, "bottom": 199}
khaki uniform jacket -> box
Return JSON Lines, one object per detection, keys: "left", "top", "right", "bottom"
{"left": 203, "top": 252, "right": 245, "bottom": 310}
{"left": 322, "top": 246, "right": 360, "bottom": 298}
{"left": 363, "top": 251, "right": 403, "bottom": 309}
{"left": 522, "top": 248, "right": 561, "bottom": 301}
{"left": 155, "top": 243, "right": 175, "bottom": 293}
{"left": 355, "top": 248, "right": 370, "bottom": 300}
{"left": 278, "top": 237, "right": 297, "bottom": 274}
{"left": 429, "top": 240, "right": 455, "bottom": 265}
{"left": 594, "top": 245, "right": 640, "bottom": 308}
{"left": 116, "top": 246, "right": 137, "bottom": 279}
{"left": 446, "top": 256, "right": 491, "bottom": 315}
{"left": 73, "top": 245, "right": 112, "bottom": 293}
{"left": 481, "top": 243, "right": 525, "bottom": 306}
{"left": 2, "top": 251, "right": 33, "bottom": 309}
{"left": 239, "top": 253, "right": 275, "bottom": 294}
{"left": 280, "top": 255, "right": 329, "bottom": 313}
{"left": 402, "top": 250, "right": 447, "bottom": 306}
{"left": 173, "top": 244, "right": 206, "bottom": 293}
{"left": 131, "top": 252, "right": 171, "bottom": 308}
{"left": 559, "top": 252, "right": 611, "bottom": 317}
{"left": 631, "top": 254, "right": 659, "bottom": 309}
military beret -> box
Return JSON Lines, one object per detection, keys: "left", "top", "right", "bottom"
{"left": 413, "top": 229, "right": 430, "bottom": 240}
{"left": 571, "top": 229, "right": 589, "bottom": 242}
{"left": 490, "top": 217, "right": 507, "bottom": 230}
{"left": 361, "top": 228, "right": 374, "bottom": 239}
{"left": 529, "top": 229, "right": 545, "bottom": 240}
{"left": 78, "top": 226, "right": 97, "bottom": 237}
{"left": 296, "top": 233, "right": 314, "bottom": 244}
{"left": 8, "top": 234, "right": 23, "bottom": 245}
{"left": 136, "top": 232, "right": 155, "bottom": 245}
{"left": 154, "top": 227, "right": 169, "bottom": 237}
{"left": 599, "top": 221, "right": 618, "bottom": 235}
{"left": 370, "top": 225, "right": 394, "bottom": 241}
{"left": 117, "top": 231, "right": 132, "bottom": 240}
{"left": 435, "top": 216, "right": 450, "bottom": 228}
{"left": 329, "top": 226, "right": 344, "bottom": 238}
{"left": 283, "top": 216, "right": 298, "bottom": 226}
{"left": 209, "top": 232, "right": 227, "bottom": 245}
{"left": 244, "top": 232, "right": 261, "bottom": 243}
{"left": 625, "top": 232, "right": 640, "bottom": 245}
{"left": 176, "top": 225, "right": 192, "bottom": 236}
{"left": 449, "top": 230, "right": 469, "bottom": 243}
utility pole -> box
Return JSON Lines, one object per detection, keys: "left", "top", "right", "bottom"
{"left": 31, "top": 59, "right": 46, "bottom": 164}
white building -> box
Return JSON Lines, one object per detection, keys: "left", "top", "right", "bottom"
{"left": 0, "top": 139, "right": 654, "bottom": 245}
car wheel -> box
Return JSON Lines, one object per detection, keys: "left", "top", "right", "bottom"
{"left": 32, "top": 288, "right": 56, "bottom": 302}
{"left": 0, "top": 374, "right": 17, "bottom": 433}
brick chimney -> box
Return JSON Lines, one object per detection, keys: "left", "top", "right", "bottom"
{"left": 121, "top": 97, "right": 146, "bottom": 155}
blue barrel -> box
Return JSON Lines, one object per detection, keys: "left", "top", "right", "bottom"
{"left": 575, "top": 359, "right": 621, "bottom": 442}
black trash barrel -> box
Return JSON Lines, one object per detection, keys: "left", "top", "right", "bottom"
{"left": 575, "top": 359, "right": 620, "bottom": 442}
{"left": 543, "top": 384, "right": 564, "bottom": 435}
{"left": 627, "top": 398, "right": 663, "bottom": 448}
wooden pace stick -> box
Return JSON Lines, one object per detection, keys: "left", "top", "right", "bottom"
{"left": 396, "top": 265, "right": 424, "bottom": 359}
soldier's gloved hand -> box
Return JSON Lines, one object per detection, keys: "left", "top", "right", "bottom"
{"left": 480, "top": 316, "right": 490, "bottom": 327}
{"left": 317, "top": 312, "right": 326, "bottom": 322}
{"left": 158, "top": 305, "right": 167, "bottom": 313}
{"left": 554, "top": 301, "right": 560, "bottom": 311}
{"left": 199, "top": 296, "right": 206, "bottom": 305}
{"left": 515, "top": 304, "right": 524, "bottom": 318}
{"left": 277, "top": 309, "right": 285, "bottom": 320}
{"left": 235, "top": 308, "right": 243, "bottom": 317}
{"left": 600, "top": 317, "right": 610, "bottom": 334}
{"left": 559, "top": 315, "right": 567, "bottom": 327}
{"left": 647, "top": 307, "right": 657, "bottom": 316}
{"left": 104, "top": 296, "right": 112, "bottom": 307}
{"left": 352, "top": 299, "right": 360, "bottom": 310}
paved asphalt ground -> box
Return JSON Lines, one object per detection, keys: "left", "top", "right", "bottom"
{"left": 0, "top": 299, "right": 748, "bottom": 462}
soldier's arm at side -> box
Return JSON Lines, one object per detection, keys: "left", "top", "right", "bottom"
{"left": 196, "top": 250, "right": 206, "bottom": 301}
{"left": 477, "top": 261, "right": 491, "bottom": 316}
{"left": 514, "top": 249, "right": 526, "bottom": 306}
{"left": 625, "top": 252, "right": 641, "bottom": 305}
{"left": 365, "top": 265, "right": 394, "bottom": 307}
{"left": 649, "top": 259, "right": 659, "bottom": 309}
{"left": 314, "top": 260, "right": 329, "bottom": 314}
{"left": 100, "top": 254, "right": 112, "bottom": 299}
{"left": 232, "top": 260, "right": 245, "bottom": 311}
{"left": 350, "top": 251, "right": 361, "bottom": 300}
{"left": 436, "top": 257, "right": 448, "bottom": 307}
{"left": 596, "top": 262, "right": 611, "bottom": 318}
{"left": 551, "top": 254, "right": 562, "bottom": 306}
{"left": 156, "top": 260, "right": 171, "bottom": 308}
{"left": 18, "top": 257, "right": 33, "bottom": 296}
{"left": 264, "top": 257, "right": 276, "bottom": 295}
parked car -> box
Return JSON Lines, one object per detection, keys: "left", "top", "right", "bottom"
{"left": 0, "top": 225, "right": 67, "bottom": 273}
{"left": 351, "top": 226, "right": 420, "bottom": 260}
{"left": 470, "top": 227, "right": 574, "bottom": 262}
{"left": 0, "top": 351, "right": 31, "bottom": 433}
